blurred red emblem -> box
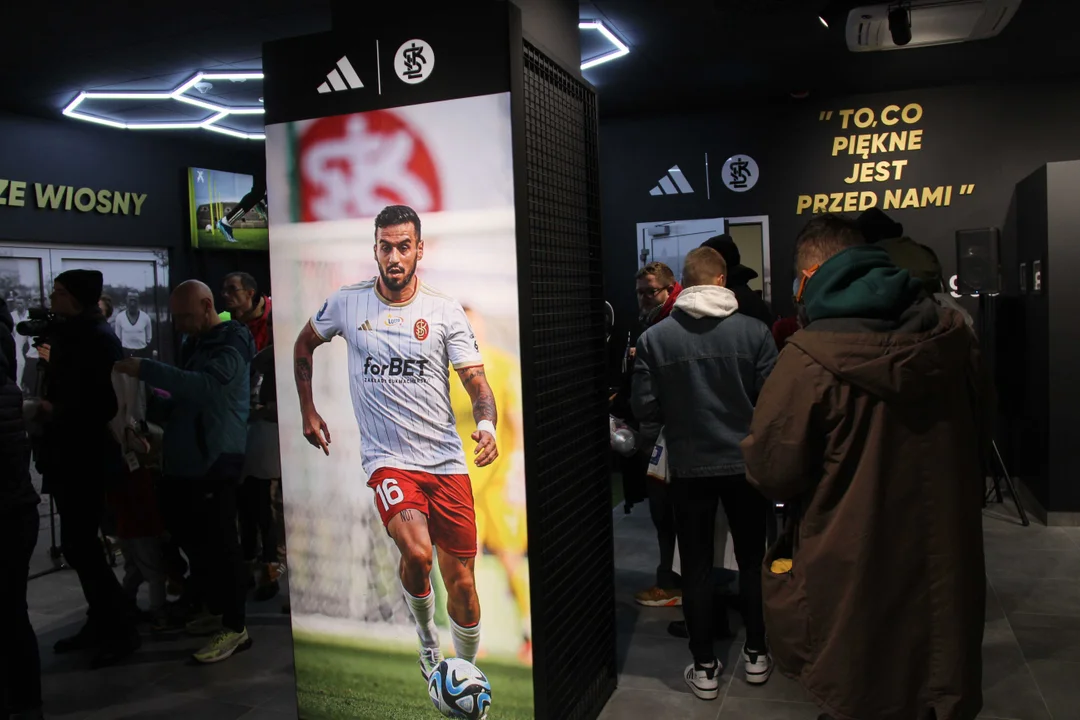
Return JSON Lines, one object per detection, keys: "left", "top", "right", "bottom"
{"left": 413, "top": 319, "right": 429, "bottom": 342}
{"left": 297, "top": 110, "right": 443, "bottom": 222}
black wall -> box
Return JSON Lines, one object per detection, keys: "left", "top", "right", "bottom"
{"left": 0, "top": 111, "right": 270, "bottom": 300}
{"left": 1013, "top": 167, "right": 1049, "bottom": 507}
{"left": 599, "top": 79, "right": 1080, "bottom": 325}
{"left": 1044, "top": 161, "right": 1080, "bottom": 510}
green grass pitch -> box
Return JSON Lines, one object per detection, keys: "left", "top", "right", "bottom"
{"left": 294, "top": 634, "right": 535, "bottom": 720}
{"left": 194, "top": 227, "right": 269, "bottom": 251}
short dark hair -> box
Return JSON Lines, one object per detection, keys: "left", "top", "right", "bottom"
{"left": 795, "top": 215, "right": 865, "bottom": 273}
{"left": 635, "top": 261, "right": 676, "bottom": 287}
{"left": 374, "top": 205, "right": 421, "bottom": 241}
{"left": 225, "top": 271, "right": 258, "bottom": 293}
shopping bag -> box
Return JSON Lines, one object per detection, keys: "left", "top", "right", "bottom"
{"left": 647, "top": 429, "right": 669, "bottom": 483}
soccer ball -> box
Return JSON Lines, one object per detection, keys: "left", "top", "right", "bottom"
{"left": 204, "top": 223, "right": 212, "bottom": 232}
{"left": 427, "top": 658, "right": 492, "bottom": 719}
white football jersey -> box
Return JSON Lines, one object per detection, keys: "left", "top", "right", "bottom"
{"left": 310, "top": 278, "right": 483, "bottom": 476}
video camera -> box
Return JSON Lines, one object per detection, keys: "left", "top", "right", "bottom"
{"left": 15, "top": 307, "right": 64, "bottom": 345}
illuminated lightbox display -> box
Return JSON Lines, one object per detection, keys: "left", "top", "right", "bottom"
{"left": 263, "top": 8, "right": 535, "bottom": 718}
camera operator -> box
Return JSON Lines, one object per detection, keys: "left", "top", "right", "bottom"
{"left": 35, "top": 269, "right": 140, "bottom": 667}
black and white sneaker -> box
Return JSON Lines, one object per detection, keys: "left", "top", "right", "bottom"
{"left": 743, "top": 647, "right": 774, "bottom": 685}
{"left": 684, "top": 659, "right": 722, "bottom": 700}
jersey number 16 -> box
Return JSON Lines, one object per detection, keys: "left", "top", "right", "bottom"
{"left": 376, "top": 477, "right": 405, "bottom": 512}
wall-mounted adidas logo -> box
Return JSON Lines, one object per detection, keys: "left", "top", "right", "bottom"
{"left": 359, "top": 319, "right": 374, "bottom": 331}
{"left": 318, "top": 56, "right": 364, "bottom": 94}
{"left": 649, "top": 165, "right": 695, "bottom": 196}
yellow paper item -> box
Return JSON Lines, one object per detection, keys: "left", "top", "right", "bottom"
{"left": 770, "top": 558, "right": 793, "bottom": 574}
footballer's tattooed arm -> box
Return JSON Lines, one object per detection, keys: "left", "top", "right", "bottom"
{"left": 456, "top": 365, "right": 499, "bottom": 467}
{"left": 294, "top": 322, "right": 332, "bottom": 455}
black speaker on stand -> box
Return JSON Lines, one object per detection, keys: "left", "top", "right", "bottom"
{"left": 957, "top": 228, "right": 1029, "bottom": 526}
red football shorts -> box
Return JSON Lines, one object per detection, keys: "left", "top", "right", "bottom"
{"left": 367, "top": 468, "right": 478, "bottom": 558}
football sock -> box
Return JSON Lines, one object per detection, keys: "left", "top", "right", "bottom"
{"left": 402, "top": 582, "right": 440, "bottom": 649}
{"left": 450, "top": 618, "right": 481, "bottom": 663}
{"left": 508, "top": 565, "right": 531, "bottom": 640}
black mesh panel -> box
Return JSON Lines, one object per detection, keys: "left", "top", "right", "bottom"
{"left": 522, "top": 41, "right": 615, "bottom": 720}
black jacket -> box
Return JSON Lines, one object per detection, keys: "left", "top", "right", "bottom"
{"left": 40, "top": 311, "right": 123, "bottom": 483}
{"left": 728, "top": 264, "right": 775, "bottom": 332}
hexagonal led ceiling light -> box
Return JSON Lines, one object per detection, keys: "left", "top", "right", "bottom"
{"left": 579, "top": 20, "right": 630, "bottom": 70}
{"left": 62, "top": 71, "right": 266, "bottom": 140}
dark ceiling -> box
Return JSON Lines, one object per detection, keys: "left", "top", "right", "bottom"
{"left": 0, "top": 1, "right": 331, "bottom": 121}
{"left": 581, "top": 0, "right": 1080, "bottom": 118}
{"left": 0, "top": 0, "right": 1076, "bottom": 131}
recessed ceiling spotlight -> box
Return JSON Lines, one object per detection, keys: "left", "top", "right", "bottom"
{"left": 579, "top": 20, "right": 630, "bottom": 70}
{"left": 62, "top": 71, "right": 265, "bottom": 140}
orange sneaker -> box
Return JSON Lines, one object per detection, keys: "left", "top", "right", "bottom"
{"left": 634, "top": 586, "right": 683, "bottom": 607}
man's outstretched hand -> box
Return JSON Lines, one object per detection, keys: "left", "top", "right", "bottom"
{"left": 302, "top": 408, "right": 332, "bottom": 456}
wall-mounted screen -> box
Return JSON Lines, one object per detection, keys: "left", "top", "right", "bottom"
{"left": 187, "top": 167, "right": 268, "bottom": 251}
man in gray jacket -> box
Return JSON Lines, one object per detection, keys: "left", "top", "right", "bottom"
{"left": 632, "top": 247, "right": 778, "bottom": 700}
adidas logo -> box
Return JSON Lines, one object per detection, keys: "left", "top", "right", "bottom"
{"left": 359, "top": 319, "right": 374, "bottom": 331}
{"left": 649, "top": 165, "right": 695, "bottom": 196}
{"left": 318, "top": 56, "right": 364, "bottom": 94}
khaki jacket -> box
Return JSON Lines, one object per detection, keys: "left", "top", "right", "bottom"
{"left": 743, "top": 305, "right": 991, "bottom": 720}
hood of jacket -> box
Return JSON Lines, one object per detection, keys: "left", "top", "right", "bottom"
{"left": 802, "top": 245, "right": 923, "bottom": 325}
{"left": 876, "top": 235, "right": 944, "bottom": 295}
{"left": 789, "top": 302, "right": 973, "bottom": 405}
{"left": 727, "top": 263, "right": 759, "bottom": 288}
{"left": 673, "top": 285, "right": 739, "bottom": 320}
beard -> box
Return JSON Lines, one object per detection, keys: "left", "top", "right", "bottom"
{"left": 379, "top": 263, "right": 416, "bottom": 292}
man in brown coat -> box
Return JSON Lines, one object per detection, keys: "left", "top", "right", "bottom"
{"left": 743, "top": 215, "right": 990, "bottom": 720}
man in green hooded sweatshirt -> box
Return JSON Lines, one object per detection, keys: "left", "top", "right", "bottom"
{"left": 742, "top": 215, "right": 992, "bottom": 720}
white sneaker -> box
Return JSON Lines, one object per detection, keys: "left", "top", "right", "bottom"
{"left": 419, "top": 645, "right": 444, "bottom": 682}
{"left": 684, "top": 659, "right": 722, "bottom": 700}
{"left": 743, "top": 647, "right": 774, "bottom": 685}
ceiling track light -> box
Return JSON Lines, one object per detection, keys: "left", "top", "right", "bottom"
{"left": 579, "top": 20, "right": 630, "bottom": 70}
{"left": 62, "top": 71, "right": 266, "bottom": 140}
{"left": 888, "top": 1, "right": 913, "bottom": 46}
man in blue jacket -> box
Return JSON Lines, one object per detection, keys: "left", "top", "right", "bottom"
{"left": 632, "top": 247, "right": 778, "bottom": 700}
{"left": 115, "top": 279, "right": 255, "bottom": 664}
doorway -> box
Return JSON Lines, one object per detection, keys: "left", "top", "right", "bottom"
{"left": 0, "top": 243, "right": 173, "bottom": 371}
{"left": 634, "top": 215, "right": 772, "bottom": 302}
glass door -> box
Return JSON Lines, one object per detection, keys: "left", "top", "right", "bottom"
{"left": 0, "top": 243, "right": 172, "bottom": 364}
{"left": 0, "top": 245, "right": 50, "bottom": 394}
{"left": 48, "top": 247, "right": 171, "bottom": 361}
{"left": 636, "top": 217, "right": 726, "bottom": 276}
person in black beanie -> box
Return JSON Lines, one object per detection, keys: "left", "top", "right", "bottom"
{"left": 700, "top": 234, "right": 775, "bottom": 331}
{"left": 0, "top": 295, "right": 44, "bottom": 719}
{"left": 36, "top": 269, "right": 140, "bottom": 667}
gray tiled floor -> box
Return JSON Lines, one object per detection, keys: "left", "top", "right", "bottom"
{"left": 28, "top": 492, "right": 297, "bottom": 720}
{"left": 603, "top": 503, "right": 1080, "bottom": 720}
{"left": 26, "top": 497, "right": 1080, "bottom": 719}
